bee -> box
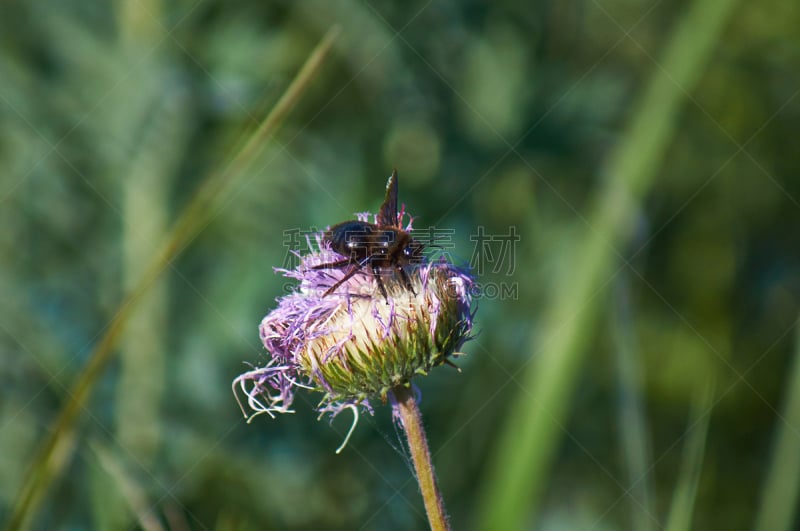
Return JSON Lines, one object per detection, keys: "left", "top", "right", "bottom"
{"left": 312, "top": 169, "right": 424, "bottom": 299}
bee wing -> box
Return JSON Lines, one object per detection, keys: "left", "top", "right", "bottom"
{"left": 377, "top": 168, "right": 399, "bottom": 227}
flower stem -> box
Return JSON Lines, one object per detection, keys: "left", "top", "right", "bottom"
{"left": 392, "top": 385, "right": 451, "bottom": 531}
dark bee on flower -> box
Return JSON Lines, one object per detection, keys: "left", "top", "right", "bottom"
{"left": 312, "top": 169, "right": 424, "bottom": 299}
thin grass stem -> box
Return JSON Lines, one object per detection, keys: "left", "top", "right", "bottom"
{"left": 753, "top": 316, "right": 800, "bottom": 531}
{"left": 665, "top": 379, "right": 715, "bottom": 531}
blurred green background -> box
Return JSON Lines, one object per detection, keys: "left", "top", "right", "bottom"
{"left": 2, "top": 0, "right": 799, "bottom": 529}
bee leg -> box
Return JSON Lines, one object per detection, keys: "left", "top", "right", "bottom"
{"left": 371, "top": 263, "right": 389, "bottom": 302}
{"left": 322, "top": 264, "right": 361, "bottom": 296}
{"left": 397, "top": 266, "right": 416, "bottom": 296}
{"left": 311, "top": 258, "right": 353, "bottom": 270}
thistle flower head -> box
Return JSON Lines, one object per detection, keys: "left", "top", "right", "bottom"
{"left": 233, "top": 217, "right": 475, "bottom": 431}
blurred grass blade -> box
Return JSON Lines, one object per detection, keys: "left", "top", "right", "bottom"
{"left": 90, "top": 441, "right": 165, "bottom": 531}
{"left": 5, "top": 26, "right": 340, "bottom": 531}
{"left": 613, "top": 281, "right": 655, "bottom": 531}
{"left": 111, "top": 1, "right": 191, "bottom": 519}
{"left": 665, "top": 380, "right": 714, "bottom": 531}
{"left": 476, "top": 0, "right": 740, "bottom": 528}
{"left": 753, "top": 318, "right": 800, "bottom": 531}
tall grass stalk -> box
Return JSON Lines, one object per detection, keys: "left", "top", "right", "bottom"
{"left": 102, "top": 3, "right": 191, "bottom": 525}
{"left": 5, "top": 26, "right": 340, "bottom": 531}
{"left": 753, "top": 317, "right": 800, "bottom": 531}
{"left": 613, "top": 281, "right": 655, "bottom": 531}
{"left": 664, "top": 379, "right": 714, "bottom": 531}
{"left": 476, "top": 0, "right": 740, "bottom": 528}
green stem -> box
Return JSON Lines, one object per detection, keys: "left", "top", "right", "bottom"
{"left": 392, "top": 385, "right": 451, "bottom": 531}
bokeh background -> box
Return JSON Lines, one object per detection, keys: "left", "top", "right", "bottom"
{"left": 2, "top": 0, "right": 799, "bottom": 530}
